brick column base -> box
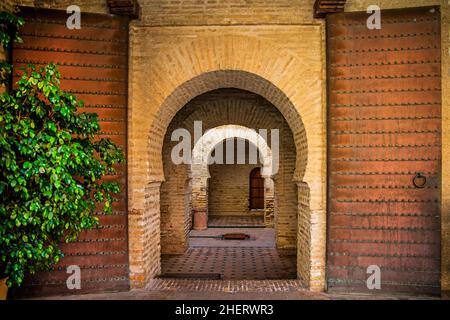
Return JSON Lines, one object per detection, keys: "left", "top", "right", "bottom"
{"left": 193, "top": 209, "right": 208, "bottom": 230}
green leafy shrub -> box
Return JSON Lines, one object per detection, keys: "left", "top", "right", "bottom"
{"left": 0, "top": 11, "right": 125, "bottom": 287}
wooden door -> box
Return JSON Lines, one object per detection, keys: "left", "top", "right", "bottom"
{"left": 327, "top": 6, "right": 441, "bottom": 294}
{"left": 12, "top": 7, "right": 129, "bottom": 296}
{"left": 249, "top": 168, "right": 265, "bottom": 209}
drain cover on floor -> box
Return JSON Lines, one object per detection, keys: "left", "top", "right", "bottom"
{"left": 221, "top": 233, "right": 250, "bottom": 240}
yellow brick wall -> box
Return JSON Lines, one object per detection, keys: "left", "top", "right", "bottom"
{"left": 15, "top": 0, "right": 109, "bottom": 14}
{"left": 13, "top": 0, "right": 318, "bottom": 23}
{"left": 0, "top": 0, "right": 15, "bottom": 11}
{"left": 208, "top": 140, "right": 263, "bottom": 217}
{"left": 138, "top": 0, "right": 316, "bottom": 25}
{"left": 209, "top": 163, "right": 259, "bottom": 216}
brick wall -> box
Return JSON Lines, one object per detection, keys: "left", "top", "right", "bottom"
{"left": 13, "top": 0, "right": 319, "bottom": 24}
{"left": 138, "top": 0, "right": 317, "bottom": 26}
{"left": 209, "top": 162, "right": 259, "bottom": 216}
{"left": 15, "top": 0, "right": 109, "bottom": 14}
{"left": 0, "top": 0, "right": 15, "bottom": 11}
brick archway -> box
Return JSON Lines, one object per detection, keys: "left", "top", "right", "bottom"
{"left": 190, "top": 125, "right": 275, "bottom": 230}
{"left": 191, "top": 125, "right": 273, "bottom": 177}
{"left": 128, "top": 35, "right": 326, "bottom": 291}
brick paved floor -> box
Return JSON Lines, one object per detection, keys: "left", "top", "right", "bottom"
{"left": 161, "top": 247, "right": 296, "bottom": 280}
{"left": 165, "top": 223, "right": 290, "bottom": 280}
{"left": 35, "top": 278, "right": 441, "bottom": 300}
{"left": 148, "top": 279, "right": 303, "bottom": 292}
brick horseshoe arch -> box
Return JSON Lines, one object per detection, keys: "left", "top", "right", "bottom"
{"left": 190, "top": 125, "right": 274, "bottom": 229}
{"left": 191, "top": 125, "right": 274, "bottom": 177}
{"left": 127, "top": 35, "right": 326, "bottom": 291}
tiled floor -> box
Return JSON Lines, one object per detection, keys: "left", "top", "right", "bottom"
{"left": 162, "top": 215, "right": 293, "bottom": 281}
{"left": 208, "top": 215, "right": 265, "bottom": 227}
{"left": 161, "top": 247, "right": 296, "bottom": 280}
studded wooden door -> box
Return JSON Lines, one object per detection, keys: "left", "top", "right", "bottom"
{"left": 327, "top": 6, "right": 441, "bottom": 294}
{"left": 11, "top": 7, "right": 129, "bottom": 296}
{"left": 249, "top": 167, "right": 265, "bottom": 210}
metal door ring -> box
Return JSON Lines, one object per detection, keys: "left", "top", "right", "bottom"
{"left": 413, "top": 173, "right": 426, "bottom": 189}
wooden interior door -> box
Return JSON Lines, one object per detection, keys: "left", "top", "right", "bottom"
{"left": 326, "top": 6, "right": 441, "bottom": 294}
{"left": 249, "top": 168, "right": 265, "bottom": 209}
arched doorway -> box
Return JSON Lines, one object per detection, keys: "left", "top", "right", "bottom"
{"left": 189, "top": 124, "right": 275, "bottom": 230}
{"left": 128, "top": 66, "right": 325, "bottom": 290}
{"left": 159, "top": 89, "right": 296, "bottom": 279}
